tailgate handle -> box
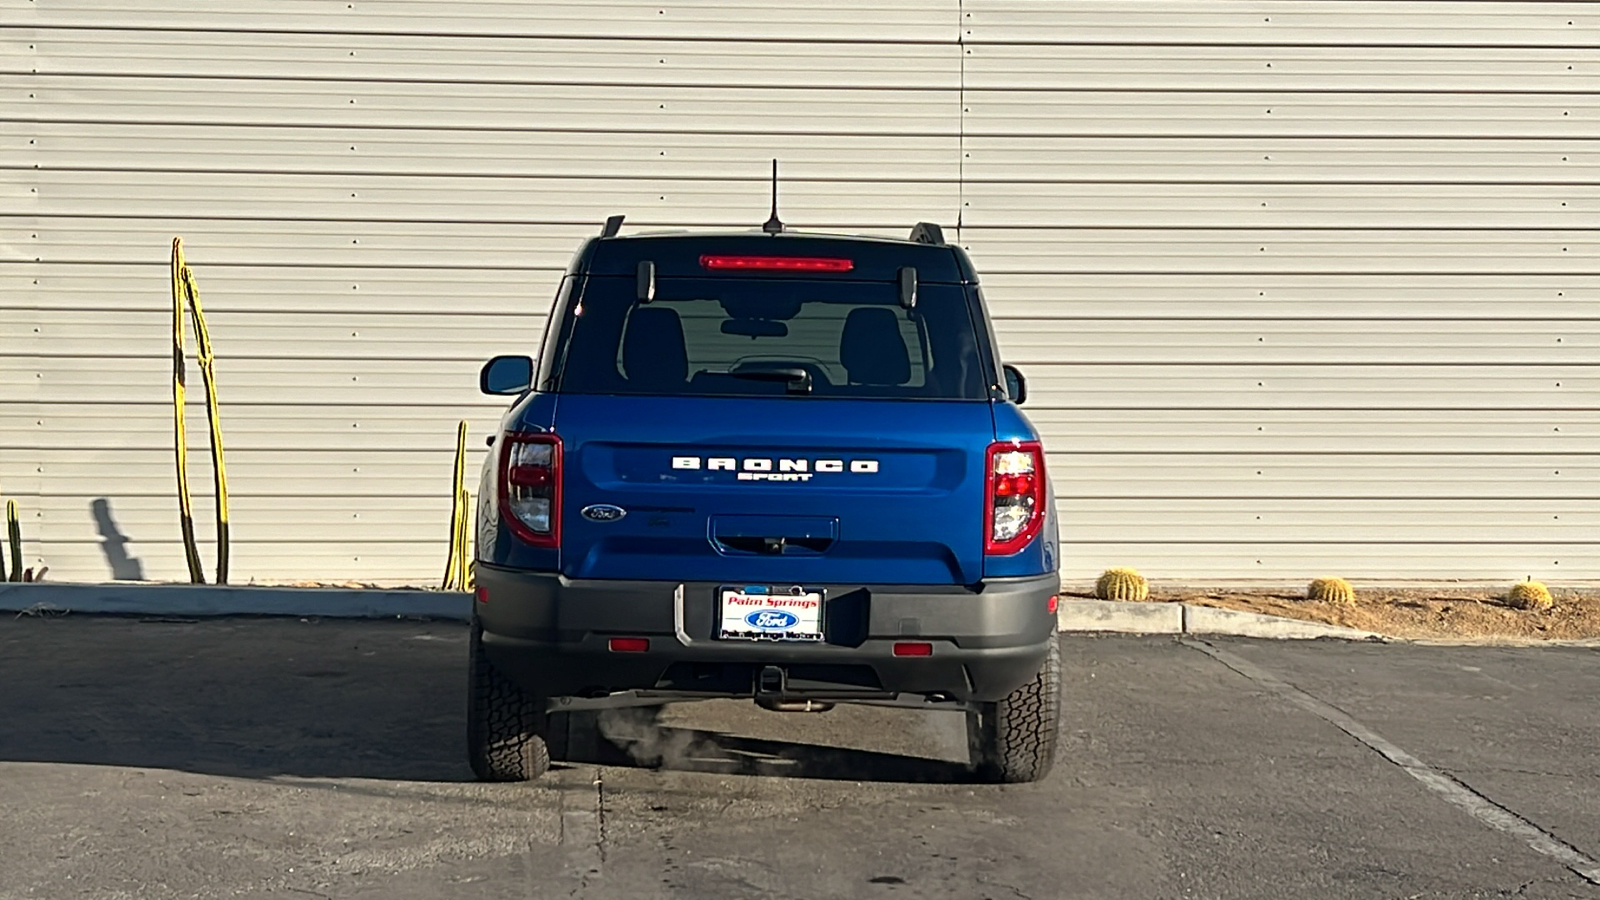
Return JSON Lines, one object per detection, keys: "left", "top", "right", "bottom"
{"left": 710, "top": 515, "right": 838, "bottom": 557}
{"left": 715, "top": 535, "right": 833, "bottom": 556}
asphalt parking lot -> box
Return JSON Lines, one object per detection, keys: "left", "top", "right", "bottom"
{"left": 1, "top": 618, "right": 1596, "bottom": 900}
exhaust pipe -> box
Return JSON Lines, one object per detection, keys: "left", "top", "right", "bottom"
{"left": 755, "top": 697, "right": 835, "bottom": 714}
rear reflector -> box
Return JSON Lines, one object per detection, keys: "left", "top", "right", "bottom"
{"left": 892, "top": 641, "right": 934, "bottom": 657}
{"left": 608, "top": 637, "right": 650, "bottom": 653}
{"left": 700, "top": 255, "right": 853, "bottom": 272}
{"left": 475, "top": 585, "right": 489, "bottom": 604}
{"left": 1047, "top": 594, "right": 1059, "bottom": 613}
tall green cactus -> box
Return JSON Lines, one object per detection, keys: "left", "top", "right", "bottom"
{"left": 6, "top": 499, "right": 21, "bottom": 583}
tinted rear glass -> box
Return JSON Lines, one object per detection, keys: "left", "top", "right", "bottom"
{"left": 555, "top": 277, "right": 990, "bottom": 400}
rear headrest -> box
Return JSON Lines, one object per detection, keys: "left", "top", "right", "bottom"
{"left": 622, "top": 306, "right": 688, "bottom": 388}
{"left": 840, "top": 307, "right": 911, "bottom": 386}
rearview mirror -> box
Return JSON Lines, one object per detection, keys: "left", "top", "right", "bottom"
{"left": 1003, "top": 364, "right": 1028, "bottom": 405}
{"left": 481, "top": 355, "right": 534, "bottom": 395}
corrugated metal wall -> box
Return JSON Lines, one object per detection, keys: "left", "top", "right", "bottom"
{"left": 3, "top": 1, "right": 1596, "bottom": 583}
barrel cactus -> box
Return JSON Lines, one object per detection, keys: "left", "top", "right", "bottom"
{"left": 1095, "top": 567, "right": 1149, "bottom": 602}
{"left": 1306, "top": 577, "right": 1356, "bottom": 606}
{"left": 1507, "top": 580, "right": 1553, "bottom": 611}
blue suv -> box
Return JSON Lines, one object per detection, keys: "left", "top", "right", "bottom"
{"left": 470, "top": 218, "right": 1061, "bottom": 783}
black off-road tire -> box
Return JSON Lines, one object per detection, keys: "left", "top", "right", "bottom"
{"left": 546, "top": 705, "right": 666, "bottom": 766}
{"left": 542, "top": 708, "right": 601, "bottom": 763}
{"left": 467, "top": 623, "right": 551, "bottom": 782}
{"left": 967, "top": 638, "right": 1061, "bottom": 783}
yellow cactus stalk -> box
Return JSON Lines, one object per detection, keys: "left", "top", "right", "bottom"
{"left": 1507, "top": 580, "right": 1553, "bottom": 611}
{"left": 442, "top": 420, "right": 470, "bottom": 592}
{"left": 1095, "top": 567, "right": 1149, "bottom": 602}
{"left": 1307, "top": 577, "right": 1356, "bottom": 606}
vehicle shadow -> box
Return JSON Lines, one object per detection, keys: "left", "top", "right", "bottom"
{"left": 0, "top": 618, "right": 973, "bottom": 785}
{"left": 566, "top": 707, "right": 976, "bottom": 784}
{"left": 565, "top": 727, "right": 974, "bottom": 783}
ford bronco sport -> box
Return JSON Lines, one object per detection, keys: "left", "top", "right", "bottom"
{"left": 470, "top": 215, "right": 1061, "bottom": 783}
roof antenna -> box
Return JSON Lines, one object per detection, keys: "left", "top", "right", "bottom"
{"left": 762, "top": 159, "right": 784, "bottom": 235}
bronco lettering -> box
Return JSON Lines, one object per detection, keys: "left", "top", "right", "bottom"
{"left": 670, "top": 455, "right": 877, "bottom": 477}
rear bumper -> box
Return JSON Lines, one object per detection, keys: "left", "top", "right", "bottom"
{"left": 475, "top": 565, "right": 1060, "bottom": 703}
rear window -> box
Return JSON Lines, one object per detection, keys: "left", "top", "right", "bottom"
{"left": 554, "top": 277, "right": 990, "bottom": 400}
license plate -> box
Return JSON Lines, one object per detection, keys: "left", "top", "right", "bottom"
{"left": 718, "top": 586, "right": 824, "bottom": 642}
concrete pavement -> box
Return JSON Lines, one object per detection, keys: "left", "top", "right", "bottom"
{"left": 0, "top": 618, "right": 1595, "bottom": 899}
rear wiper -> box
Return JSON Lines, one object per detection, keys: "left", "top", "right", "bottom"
{"left": 729, "top": 366, "right": 812, "bottom": 395}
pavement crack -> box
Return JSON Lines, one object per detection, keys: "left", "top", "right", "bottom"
{"left": 1182, "top": 638, "right": 1600, "bottom": 888}
{"left": 1508, "top": 876, "right": 1581, "bottom": 898}
{"left": 560, "top": 767, "right": 606, "bottom": 891}
{"left": 996, "top": 884, "right": 1033, "bottom": 900}
{"left": 1443, "top": 764, "right": 1573, "bottom": 780}
{"left": 595, "top": 769, "right": 608, "bottom": 865}
{"left": 978, "top": 875, "right": 1033, "bottom": 900}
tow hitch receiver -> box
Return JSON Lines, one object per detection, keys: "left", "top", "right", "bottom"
{"left": 753, "top": 665, "right": 835, "bottom": 713}
{"left": 757, "top": 665, "right": 786, "bottom": 695}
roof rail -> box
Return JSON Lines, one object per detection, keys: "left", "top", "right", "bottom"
{"left": 600, "top": 214, "right": 625, "bottom": 237}
{"left": 908, "top": 222, "right": 945, "bottom": 245}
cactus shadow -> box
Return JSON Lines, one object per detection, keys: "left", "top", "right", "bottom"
{"left": 90, "top": 498, "right": 145, "bottom": 581}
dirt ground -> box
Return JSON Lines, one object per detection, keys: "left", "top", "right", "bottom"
{"left": 1065, "top": 586, "right": 1600, "bottom": 642}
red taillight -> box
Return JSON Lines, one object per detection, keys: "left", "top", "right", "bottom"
{"left": 699, "top": 255, "right": 854, "bottom": 272}
{"left": 608, "top": 637, "right": 650, "bottom": 653}
{"left": 985, "top": 440, "right": 1046, "bottom": 555}
{"left": 508, "top": 467, "right": 551, "bottom": 489}
{"left": 893, "top": 641, "right": 934, "bottom": 657}
{"left": 994, "top": 473, "right": 1035, "bottom": 497}
{"left": 499, "top": 432, "right": 561, "bottom": 547}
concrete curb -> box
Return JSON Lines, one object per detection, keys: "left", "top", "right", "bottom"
{"left": 0, "top": 583, "right": 472, "bottom": 621}
{"left": 1060, "top": 579, "right": 1600, "bottom": 592}
{"left": 0, "top": 584, "right": 1377, "bottom": 641}
{"left": 1055, "top": 598, "right": 1183, "bottom": 634}
{"left": 1056, "top": 599, "right": 1379, "bottom": 641}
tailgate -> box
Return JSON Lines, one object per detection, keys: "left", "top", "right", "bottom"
{"left": 553, "top": 394, "right": 993, "bottom": 585}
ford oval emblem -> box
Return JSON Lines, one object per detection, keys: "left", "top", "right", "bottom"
{"left": 746, "top": 609, "right": 799, "bottom": 630}
{"left": 580, "top": 504, "right": 627, "bottom": 523}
